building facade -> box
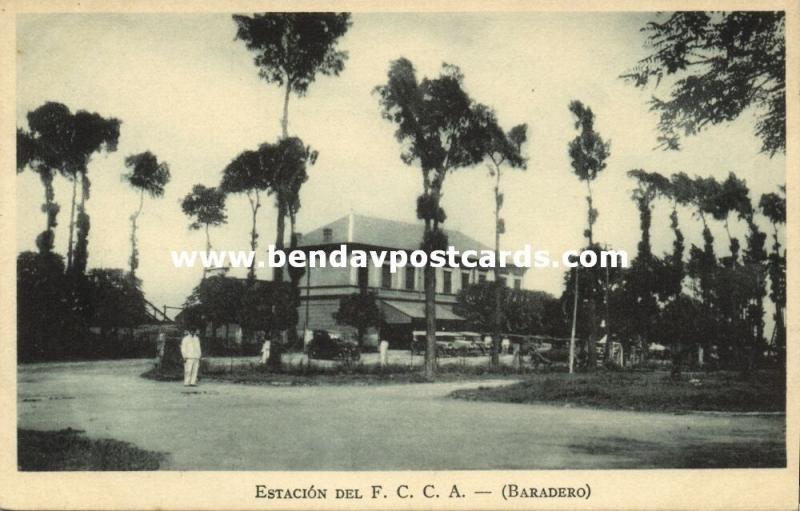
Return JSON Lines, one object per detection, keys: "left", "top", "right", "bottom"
{"left": 295, "top": 213, "right": 525, "bottom": 347}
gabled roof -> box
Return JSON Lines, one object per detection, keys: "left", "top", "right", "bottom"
{"left": 298, "top": 213, "right": 491, "bottom": 253}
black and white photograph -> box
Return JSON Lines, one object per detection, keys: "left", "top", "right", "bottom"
{"left": 2, "top": 1, "right": 797, "bottom": 509}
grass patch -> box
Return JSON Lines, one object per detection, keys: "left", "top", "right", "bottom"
{"left": 449, "top": 370, "right": 785, "bottom": 413}
{"left": 18, "top": 428, "right": 165, "bottom": 471}
{"left": 569, "top": 436, "right": 785, "bottom": 468}
{"left": 142, "top": 360, "right": 531, "bottom": 386}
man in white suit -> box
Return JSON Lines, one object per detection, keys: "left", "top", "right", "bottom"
{"left": 181, "top": 329, "right": 202, "bottom": 386}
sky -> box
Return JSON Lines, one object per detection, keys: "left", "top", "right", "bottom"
{"left": 16, "top": 11, "right": 786, "bottom": 315}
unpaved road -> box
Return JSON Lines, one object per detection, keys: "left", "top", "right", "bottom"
{"left": 17, "top": 359, "right": 785, "bottom": 470}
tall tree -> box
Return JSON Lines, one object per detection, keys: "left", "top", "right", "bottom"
{"left": 483, "top": 116, "right": 527, "bottom": 367}
{"left": 181, "top": 184, "right": 228, "bottom": 279}
{"left": 20, "top": 103, "right": 120, "bottom": 263}
{"left": 620, "top": 169, "right": 671, "bottom": 362}
{"left": 220, "top": 147, "right": 272, "bottom": 282}
{"left": 567, "top": 100, "right": 610, "bottom": 369}
{"left": 232, "top": 12, "right": 352, "bottom": 139}
{"left": 267, "top": 137, "right": 317, "bottom": 280}
{"left": 710, "top": 173, "right": 751, "bottom": 266}
{"left": 123, "top": 152, "right": 171, "bottom": 281}
{"left": 375, "top": 59, "right": 495, "bottom": 379}
{"left": 759, "top": 187, "right": 786, "bottom": 366}
{"left": 623, "top": 12, "right": 785, "bottom": 156}
{"left": 17, "top": 128, "right": 59, "bottom": 254}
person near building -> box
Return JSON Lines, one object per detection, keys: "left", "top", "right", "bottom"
{"left": 378, "top": 338, "right": 390, "bottom": 367}
{"left": 181, "top": 329, "right": 202, "bottom": 386}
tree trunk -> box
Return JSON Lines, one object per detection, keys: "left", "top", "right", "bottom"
{"left": 585, "top": 179, "right": 594, "bottom": 246}
{"left": 66, "top": 176, "right": 77, "bottom": 266}
{"left": 491, "top": 167, "right": 502, "bottom": 368}
{"left": 603, "top": 265, "right": 612, "bottom": 363}
{"left": 273, "top": 201, "right": 286, "bottom": 282}
{"left": 72, "top": 172, "right": 91, "bottom": 275}
{"left": 203, "top": 223, "right": 211, "bottom": 280}
{"left": 36, "top": 170, "right": 57, "bottom": 254}
{"left": 587, "top": 298, "right": 598, "bottom": 370}
{"left": 423, "top": 198, "right": 437, "bottom": 380}
{"left": 569, "top": 267, "right": 579, "bottom": 374}
{"left": 129, "top": 189, "right": 144, "bottom": 279}
{"left": 281, "top": 82, "right": 291, "bottom": 139}
{"left": 247, "top": 191, "right": 259, "bottom": 283}
{"left": 424, "top": 263, "right": 436, "bottom": 380}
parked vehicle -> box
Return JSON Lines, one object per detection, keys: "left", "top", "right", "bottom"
{"left": 411, "top": 331, "right": 490, "bottom": 357}
{"left": 306, "top": 330, "right": 360, "bottom": 362}
{"left": 410, "top": 331, "right": 457, "bottom": 357}
{"left": 451, "top": 331, "right": 486, "bottom": 356}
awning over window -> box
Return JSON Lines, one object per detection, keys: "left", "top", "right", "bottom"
{"left": 380, "top": 300, "right": 464, "bottom": 324}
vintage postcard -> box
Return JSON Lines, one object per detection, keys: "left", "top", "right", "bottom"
{"left": 0, "top": 0, "right": 797, "bottom": 509}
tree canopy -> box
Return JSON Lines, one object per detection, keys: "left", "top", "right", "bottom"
{"left": 623, "top": 12, "right": 785, "bottom": 155}
{"left": 233, "top": 13, "right": 352, "bottom": 97}
{"left": 375, "top": 59, "right": 495, "bottom": 179}
{"left": 181, "top": 184, "right": 228, "bottom": 231}
{"left": 123, "top": 152, "right": 171, "bottom": 198}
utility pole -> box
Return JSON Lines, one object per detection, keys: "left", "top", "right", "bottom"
{"left": 569, "top": 267, "right": 579, "bottom": 374}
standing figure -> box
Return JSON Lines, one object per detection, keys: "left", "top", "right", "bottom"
{"left": 181, "top": 329, "right": 202, "bottom": 386}
{"left": 155, "top": 331, "right": 166, "bottom": 367}
{"left": 501, "top": 336, "right": 511, "bottom": 355}
{"left": 260, "top": 337, "right": 271, "bottom": 365}
{"left": 378, "top": 338, "right": 390, "bottom": 367}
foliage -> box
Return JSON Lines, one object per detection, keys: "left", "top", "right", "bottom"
{"left": 455, "top": 282, "right": 564, "bottom": 336}
{"left": 332, "top": 292, "right": 384, "bottom": 346}
{"left": 233, "top": 13, "right": 352, "bottom": 97}
{"left": 17, "top": 251, "right": 149, "bottom": 362}
{"left": 627, "top": 169, "right": 670, "bottom": 260}
{"left": 123, "top": 152, "right": 171, "bottom": 198}
{"left": 450, "top": 370, "right": 785, "bottom": 413}
{"left": 375, "top": 59, "right": 495, "bottom": 178}
{"left": 184, "top": 276, "right": 295, "bottom": 340}
{"left": 81, "top": 269, "right": 149, "bottom": 333}
{"left": 123, "top": 151, "right": 171, "bottom": 279}
{"left": 623, "top": 12, "right": 785, "bottom": 155}
{"left": 181, "top": 184, "right": 228, "bottom": 231}
{"left": 568, "top": 100, "right": 610, "bottom": 246}
{"left": 181, "top": 184, "right": 228, "bottom": 271}
{"left": 376, "top": 58, "right": 489, "bottom": 362}
{"left": 220, "top": 148, "right": 270, "bottom": 280}
{"left": 375, "top": 58, "right": 496, "bottom": 377}
{"left": 18, "top": 102, "right": 120, "bottom": 262}
{"left": 760, "top": 186, "right": 786, "bottom": 362}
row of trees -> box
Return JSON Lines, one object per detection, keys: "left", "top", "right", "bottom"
{"left": 176, "top": 14, "right": 353, "bottom": 368}
{"left": 554, "top": 100, "right": 786, "bottom": 374}
{"left": 17, "top": 102, "right": 172, "bottom": 361}
{"left": 373, "top": 11, "right": 786, "bottom": 378}
{"left": 17, "top": 11, "right": 786, "bottom": 375}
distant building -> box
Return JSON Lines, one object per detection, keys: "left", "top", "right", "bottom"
{"left": 295, "top": 213, "right": 526, "bottom": 347}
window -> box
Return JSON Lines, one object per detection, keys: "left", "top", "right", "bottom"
{"left": 443, "top": 270, "right": 452, "bottom": 294}
{"left": 514, "top": 278, "right": 522, "bottom": 290}
{"left": 461, "top": 271, "right": 470, "bottom": 290}
{"left": 381, "top": 265, "right": 392, "bottom": 289}
{"left": 478, "top": 272, "right": 487, "bottom": 283}
{"left": 405, "top": 267, "right": 416, "bottom": 290}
